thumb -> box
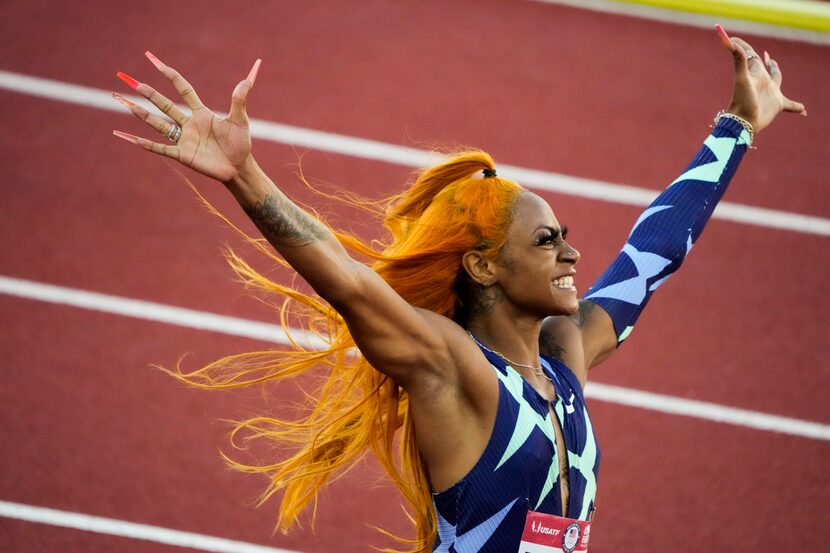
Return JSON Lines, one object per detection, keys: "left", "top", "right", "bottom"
{"left": 229, "top": 79, "right": 251, "bottom": 125}
{"left": 782, "top": 96, "right": 807, "bottom": 115}
{"left": 228, "top": 59, "right": 261, "bottom": 125}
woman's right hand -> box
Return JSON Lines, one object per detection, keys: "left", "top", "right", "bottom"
{"left": 112, "top": 53, "right": 261, "bottom": 184}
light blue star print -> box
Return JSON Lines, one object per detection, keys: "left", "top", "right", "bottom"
{"left": 586, "top": 203, "right": 675, "bottom": 309}
{"left": 668, "top": 134, "right": 740, "bottom": 187}
{"left": 566, "top": 405, "right": 598, "bottom": 520}
{"left": 494, "top": 366, "right": 558, "bottom": 470}
{"left": 585, "top": 242, "right": 673, "bottom": 306}
{"left": 434, "top": 498, "right": 518, "bottom": 552}
{"left": 495, "top": 366, "right": 561, "bottom": 509}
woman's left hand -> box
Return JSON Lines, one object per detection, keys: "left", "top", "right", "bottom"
{"left": 717, "top": 26, "right": 806, "bottom": 135}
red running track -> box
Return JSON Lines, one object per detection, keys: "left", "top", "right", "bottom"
{"left": 1, "top": 1, "right": 828, "bottom": 552}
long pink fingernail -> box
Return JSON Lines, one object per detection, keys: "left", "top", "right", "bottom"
{"left": 247, "top": 58, "right": 262, "bottom": 85}
{"left": 113, "top": 130, "right": 139, "bottom": 143}
{"left": 715, "top": 24, "right": 732, "bottom": 49}
{"left": 111, "top": 92, "right": 134, "bottom": 108}
{"left": 116, "top": 71, "right": 140, "bottom": 90}
{"left": 764, "top": 50, "right": 771, "bottom": 64}
{"left": 145, "top": 51, "right": 164, "bottom": 69}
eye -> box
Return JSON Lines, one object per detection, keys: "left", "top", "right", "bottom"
{"left": 535, "top": 226, "right": 568, "bottom": 246}
{"left": 536, "top": 233, "right": 556, "bottom": 246}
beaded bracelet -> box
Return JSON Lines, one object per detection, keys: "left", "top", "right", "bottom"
{"left": 714, "top": 110, "right": 755, "bottom": 148}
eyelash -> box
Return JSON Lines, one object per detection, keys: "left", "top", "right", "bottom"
{"left": 537, "top": 226, "right": 568, "bottom": 246}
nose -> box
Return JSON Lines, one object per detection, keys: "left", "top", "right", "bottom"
{"left": 560, "top": 241, "right": 580, "bottom": 265}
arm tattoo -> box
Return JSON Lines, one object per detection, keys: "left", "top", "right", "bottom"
{"left": 569, "top": 300, "right": 597, "bottom": 329}
{"left": 243, "top": 192, "right": 331, "bottom": 247}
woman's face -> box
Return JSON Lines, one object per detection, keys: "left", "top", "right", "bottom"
{"left": 495, "top": 191, "right": 580, "bottom": 317}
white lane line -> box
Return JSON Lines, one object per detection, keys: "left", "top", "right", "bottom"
{"left": 0, "top": 501, "right": 302, "bottom": 553}
{"left": 0, "top": 275, "right": 326, "bottom": 349}
{"left": 2, "top": 275, "right": 828, "bottom": 442}
{"left": 533, "top": 0, "right": 830, "bottom": 45}
{"left": 1, "top": 70, "right": 828, "bottom": 237}
{"left": 585, "top": 382, "right": 830, "bottom": 440}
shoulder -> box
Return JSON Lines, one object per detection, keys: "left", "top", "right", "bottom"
{"left": 539, "top": 301, "right": 599, "bottom": 386}
{"left": 540, "top": 299, "right": 618, "bottom": 386}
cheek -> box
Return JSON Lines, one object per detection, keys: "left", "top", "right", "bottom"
{"left": 498, "top": 250, "right": 557, "bottom": 294}
{"left": 514, "top": 268, "right": 552, "bottom": 298}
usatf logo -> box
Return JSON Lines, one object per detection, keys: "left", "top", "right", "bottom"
{"left": 562, "top": 522, "right": 581, "bottom": 553}
{"left": 531, "top": 519, "right": 561, "bottom": 536}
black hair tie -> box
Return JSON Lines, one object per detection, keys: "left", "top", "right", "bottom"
{"left": 482, "top": 168, "right": 497, "bottom": 178}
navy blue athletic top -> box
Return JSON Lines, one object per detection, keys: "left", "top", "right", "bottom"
{"left": 430, "top": 121, "right": 750, "bottom": 551}
{"left": 432, "top": 344, "right": 600, "bottom": 552}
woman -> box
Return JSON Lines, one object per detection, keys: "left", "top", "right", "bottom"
{"left": 113, "top": 28, "right": 804, "bottom": 552}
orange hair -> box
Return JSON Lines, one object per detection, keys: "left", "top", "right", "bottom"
{"left": 165, "top": 150, "right": 523, "bottom": 552}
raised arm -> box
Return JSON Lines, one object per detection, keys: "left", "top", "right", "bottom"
{"left": 111, "top": 54, "right": 457, "bottom": 392}
{"left": 225, "top": 157, "right": 460, "bottom": 391}
{"left": 542, "top": 28, "right": 806, "bottom": 378}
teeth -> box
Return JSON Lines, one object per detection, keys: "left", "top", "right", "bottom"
{"left": 553, "top": 276, "right": 574, "bottom": 288}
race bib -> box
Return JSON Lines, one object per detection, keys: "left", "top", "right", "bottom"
{"left": 517, "top": 510, "right": 591, "bottom": 553}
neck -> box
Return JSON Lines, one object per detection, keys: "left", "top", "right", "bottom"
{"left": 465, "top": 312, "right": 543, "bottom": 370}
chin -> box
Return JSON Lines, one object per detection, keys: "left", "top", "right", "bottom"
{"left": 549, "top": 299, "right": 579, "bottom": 317}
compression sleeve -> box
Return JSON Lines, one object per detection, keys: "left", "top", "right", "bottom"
{"left": 584, "top": 117, "right": 752, "bottom": 345}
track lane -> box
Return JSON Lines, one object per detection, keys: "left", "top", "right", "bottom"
{"left": 0, "top": 503, "right": 302, "bottom": 553}
{"left": 4, "top": 275, "right": 827, "bottom": 439}
{"left": 0, "top": 1, "right": 827, "bottom": 215}
{"left": 4, "top": 70, "right": 828, "bottom": 235}
{"left": 1, "top": 1, "right": 828, "bottom": 552}
{"left": 0, "top": 297, "right": 411, "bottom": 553}
{"left": 2, "top": 91, "right": 827, "bottom": 421}
{"left": 1, "top": 296, "right": 827, "bottom": 552}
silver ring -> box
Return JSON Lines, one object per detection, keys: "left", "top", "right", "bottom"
{"left": 746, "top": 51, "right": 758, "bottom": 62}
{"left": 165, "top": 124, "right": 181, "bottom": 143}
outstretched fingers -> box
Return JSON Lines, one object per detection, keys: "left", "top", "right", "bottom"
{"left": 112, "top": 92, "right": 181, "bottom": 142}
{"left": 715, "top": 26, "right": 763, "bottom": 76}
{"left": 766, "top": 53, "right": 805, "bottom": 113}
{"left": 764, "top": 51, "right": 782, "bottom": 86}
{"left": 760, "top": 51, "right": 806, "bottom": 115}
{"left": 730, "top": 37, "right": 764, "bottom": 72}
{"left": 145, "top": 51, "right": 205, "bottom": 112}
{"left": 228, "top": 58, "right": 261, "bottom": 126}
{"left": 116, "top": 71, "right": 187, "bottom": 123}
{"left": 113, "top": 129, "right": 180, "bottom": 159}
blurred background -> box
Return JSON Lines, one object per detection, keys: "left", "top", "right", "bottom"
{"left": 1, "top": 1, "right": 828, "bottom": 551}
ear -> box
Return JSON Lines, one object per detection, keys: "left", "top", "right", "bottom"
{"left": 461, "top": 250, "right": 498, "bottom": 286}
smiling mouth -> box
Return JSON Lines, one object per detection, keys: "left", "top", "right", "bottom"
{"left": 552, "top": 275, "right": 575, "bottom": 289}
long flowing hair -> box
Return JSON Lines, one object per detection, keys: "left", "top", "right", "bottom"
{"left": 165, "top": 150, "right": 523, "bottom": 552}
